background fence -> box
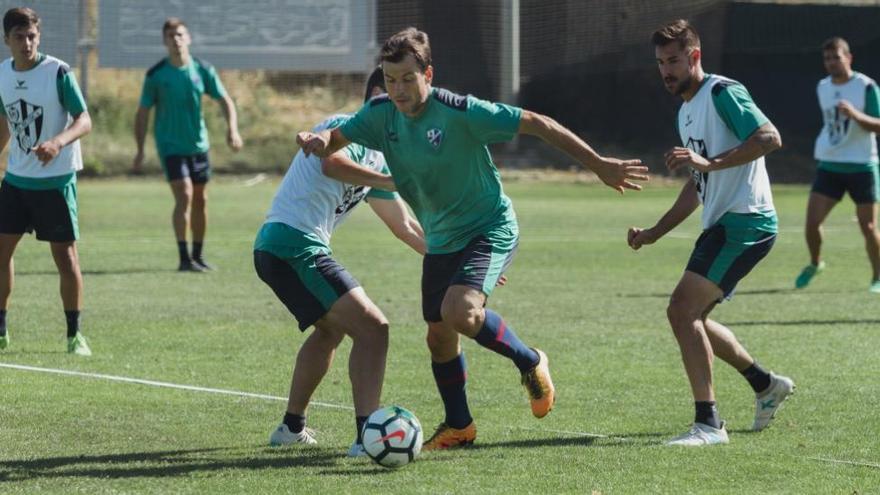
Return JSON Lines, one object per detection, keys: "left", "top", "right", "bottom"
{"left": 2, "top": 0, "right": 880, "bottom": 180}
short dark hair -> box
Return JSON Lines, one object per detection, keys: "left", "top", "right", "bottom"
{"left": 162, "top": 17, "right": 187, "bottom": 36}
{"left": 3, "top": 7, "right": 40, "bottom": 37}
{"left": 822, "top": 36, "right": 850, "bottom": 54}
{"left": 651, "top": 19, "right": 701, "bottom": 52}
{"left": 380, "top": 27, "right": 431, "bottom": 71}
{"left": 364, "top": 66, "right": 385, "bottom": 103}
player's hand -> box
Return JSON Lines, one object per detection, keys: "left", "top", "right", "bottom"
{"left": 665, "top": 147, "right": 712, "bottom": 173}
{"left": 296, "top": 131, "right": 329, "bottom": 157}
{"left": 131, "top": 151, "right": 145, "bottom": 175}
{"left": 227, "top": 129, "right": 243, "bottom": 152}
{"left": 593, "top": 157, "right": 649, "bottom": 194}
{"left": 627, "top": 226, "right": 658, "bottom": 250}
{"left": 837, "top": 100, "right": 858, "bottom": 119}
{"left": 31, "top": 139, "right": 62, "bottom": 164}
{"left": 496, "top": 275, "right": 508, "bottom": 287}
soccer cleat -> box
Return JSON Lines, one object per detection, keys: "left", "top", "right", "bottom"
{"left": 795, "top": 261, "right": 825, "bottom": 289}
{"left": 422, "top": 422, "right": 476, "bottom": 451}
{"left": 870, "top": 279, "right": 880, "bottom": 294}
{"left": 666, "top": 421, "right": 729, "bottom": 446}
{"left": 269, "top": 423, "right": 317, "bottom": 446}
{"left": 178, "top": 260, "right": 206, "bottom": 272}
{"left": 0, "top": 332, "right": 7, "bottom": 350}
{"left": 67, "top": 333, "right": 92, "bottom": 356}
{"left": 192, "top": 258, "right": 215, "bottom": 271}
{"left": 521, "top": 348, "right": 555, "bottom": 418}
{"left": 347, "top": 440, "right": 367, "bottom": 458}
{"left": 752, "top": 373, "right": 795, "bottom": 431}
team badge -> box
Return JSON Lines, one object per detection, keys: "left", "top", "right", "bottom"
{"left": 426, "top": 128, "right": 443, "bottom": 148}
{"left": 5, "top": 99, "right": 43, "bottom": 153}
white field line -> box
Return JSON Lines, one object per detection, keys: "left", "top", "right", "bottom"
{"left": 0, "top": 362, "right": 353, "bottom": 411}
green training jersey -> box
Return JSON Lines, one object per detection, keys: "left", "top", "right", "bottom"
{"left": 139, "top": 57, "right": 227, "bottom": 158}
{"left": 339, "top": 87, "right": 522, "bottom": 254}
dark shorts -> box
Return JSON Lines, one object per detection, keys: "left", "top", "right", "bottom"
{"left": 686, "top": 223, "right": 776, "bottom": 300}
{"left": 421, "top": 235, "right": 518, "bottom": 322}
{"left": 811, "top": 168, "right": 879, "bottom": 204}
{"left": 162, "top": 152, "right": 211, "bottom": 184}
{"left": 0, "top": 180, "right": 79, "bottom": 242}
{"left": 254, "top": 249, "right": 360, "bottom": 331}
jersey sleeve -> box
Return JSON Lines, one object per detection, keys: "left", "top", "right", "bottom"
{"left": 139, "top": 73, "right": 157, "bottom": 108}
{"left": 366, "top": 163, "right": 398, "bottom": 200}
{"left": 865, "top": 82, "right": 880, "bottom": 118}
{"left": 339, "top": 101, "right": 385, "bottom": 150}
{"left": 711, "top": 83, "right": 769, "bottom": 141}
{"left": 201, "top": 63, "right": 228, "bottom": 100}
{"left": 466, "top": 95, "right": 522, "bottom": 144}
{"left": 0, "top": 93, "right": 5, "bottom": 116}
{"left": 56, "top": 66, "right": 88, "bottom": 116}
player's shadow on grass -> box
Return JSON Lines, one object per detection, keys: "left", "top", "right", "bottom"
{"left": 727, "top": 318, "right": 880, "bottom": 327}
{"left": 466, "top": 431, "right": 668, "bottom": 451}
{"left": 620, "top": 287, "right": 842, "bottom": 299}
{"left": 17, "top": 268, "right": 178, "bottom": 276}
{"left": 0, "top": 446, "right": 353, "bottom": 482}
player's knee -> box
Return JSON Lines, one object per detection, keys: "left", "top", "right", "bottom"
{"left": 858, "top": 219, "right": 877, "bottom": 237}
{"left": 425, "top": 324, "right": 455, "bottom": 352}
{"left": 666, "top": 296, "right": 698, "bottom": 327}
{"left": 440, "top": 302, "right": 482, "bottom": 333}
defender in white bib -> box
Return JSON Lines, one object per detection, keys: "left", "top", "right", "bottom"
{"left": 630, "top": 19, "right": 794, "bottom": 446}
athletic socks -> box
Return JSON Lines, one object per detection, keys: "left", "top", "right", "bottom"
{"left": 191, "top": 242, "right": 204, "bottom": 262}
{"left": 355, "top": 415, "right": 368, "bottom": 444}
{"left": 65, "top": 310, "right": 80, "bottom": 338}
{"left": 177, "top": 241, "right": 190, "bottom": 263}
{"left": 741, "top": 361, "right": 772, "bottom": 394}
{"left": 283, "top": 412, "right": 306, "bottom": 434}
{"left": 473, "top": 310, "right": 539, "bottom": 372}
{"left": 695, "top": 401, "right": 721, "bottom": 429}
{"left": 431, "top": 354, "right": 473, "bottom": 429}
{"left": 0, "top": 309, "right": 6, "bottom": 337}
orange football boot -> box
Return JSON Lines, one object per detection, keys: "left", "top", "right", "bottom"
{"left": 422, "top": 421, "right": 477, "bottom": 451}
{"left": 521, "top": 348, "right": 555, "bottom": 418}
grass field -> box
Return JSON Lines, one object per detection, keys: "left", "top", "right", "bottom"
{"left": 1, "top": 177, "right": 878, "bottom": 494}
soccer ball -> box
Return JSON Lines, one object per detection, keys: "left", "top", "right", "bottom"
{"left": 361, "top": 405, "right": 423, "bottom": 468}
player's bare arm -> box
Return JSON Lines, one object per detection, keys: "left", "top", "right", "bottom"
{"left": 132, "top": 106, "right": 150, "bottom": 173}
{"left": 518, "top": 110, "right": 649, "bottom": 193}
{"left": 666, "top": 122, "right": 782, "bottom": 173}
{"left": 219, "top": 94, "right": 243, "bottom": 151}
{"left": 368, "top": 197, "right": 426, "bottom": 255}
{"left": 32, "top": 111, "right": 92, "bottom": 164}
{"left": 321, "top": 151, "right": 396, "bottom": 192}
{"left": 296, "top": 127, "right": 350, "bottom": 158}
{"left": 628, "top": 180, "right": 700, "bottom": 250}
{"left": 837, "top": 99, "right": 880, "bottom": 133}
{"left": 0, "top": 115, "right": 10, "bottom": 153}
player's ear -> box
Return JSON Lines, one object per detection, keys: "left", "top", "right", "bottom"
{"left": 689, "top": 47, "right": 702, "bottom": 67}
{"left": 424, "top": 65, "right": 434, "bottom": 85}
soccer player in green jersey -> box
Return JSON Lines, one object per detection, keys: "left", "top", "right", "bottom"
{"left": 132, "top": 17, "right": 243, "bottom": 272}
{"left": 795, "top": 37, "right": 880, "bottom": 293}
{"left": 298, "top": 28, "right": 649, "bottom": 450}
{"left": 629, "top": 20, "right": 794, "bottom": 446}
{"left": 0, "top": 7, "right": 92, "bottom": 355}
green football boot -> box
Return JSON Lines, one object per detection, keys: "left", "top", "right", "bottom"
{"left": 795, "top": 261, "right": 825, "bottom": 289}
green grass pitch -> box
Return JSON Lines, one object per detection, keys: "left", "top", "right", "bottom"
{"left": 1, "top": 177, "right": 878, "bottom": 493}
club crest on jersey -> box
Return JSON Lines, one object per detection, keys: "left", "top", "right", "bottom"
{"left": 426, "top": 128, "right": 443, "bottom": 149}
{"left": 5, "top": 99, "right": 43, "bottom": 152}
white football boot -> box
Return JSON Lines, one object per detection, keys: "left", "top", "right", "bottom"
{"left": 269, "top": 424, "right": 317, "bottom": 446}
{"left": 666, "top": 421, "right": 729, "bottom": 446}
{"left": 753, "top": 373, "right": 795, "bottom": 431}
{"left": 346, "top": 440, "right": 367, "bottom": 457}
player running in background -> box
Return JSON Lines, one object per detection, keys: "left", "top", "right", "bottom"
{"left": 628, "top": 19, "right": 794, "bottom": 446}
{"left": 257, "top": 68, "right": 425, "bottom": 457}
{"left": 132, "top": 17, "right": 243, "bottom": 272}
{"left": 298, "top": 27, "right": 648, "bottom": 450}
{"left": 0, "top": 7, "right": 92, "bottom": 355}
{"left": 795, "top": 37, "right": 880, "bottom": 293}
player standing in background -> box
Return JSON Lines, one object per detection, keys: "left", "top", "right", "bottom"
{"left": 258, "top": 68, "right": 426, "bottom": 457}
{"left": 298, "top": 28, "right": 649, "bottom": 450}
{"left": 628, "top": 19, "right": 794, "bottom": 445}
{"left": 0, "top": 7, "right": 92, "bottom": 355}
{"left": 132, "top": 17, "right": 243, "bottom": 272}
{"left": 795, "top": 37, "right": 880, "bottom": 293}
